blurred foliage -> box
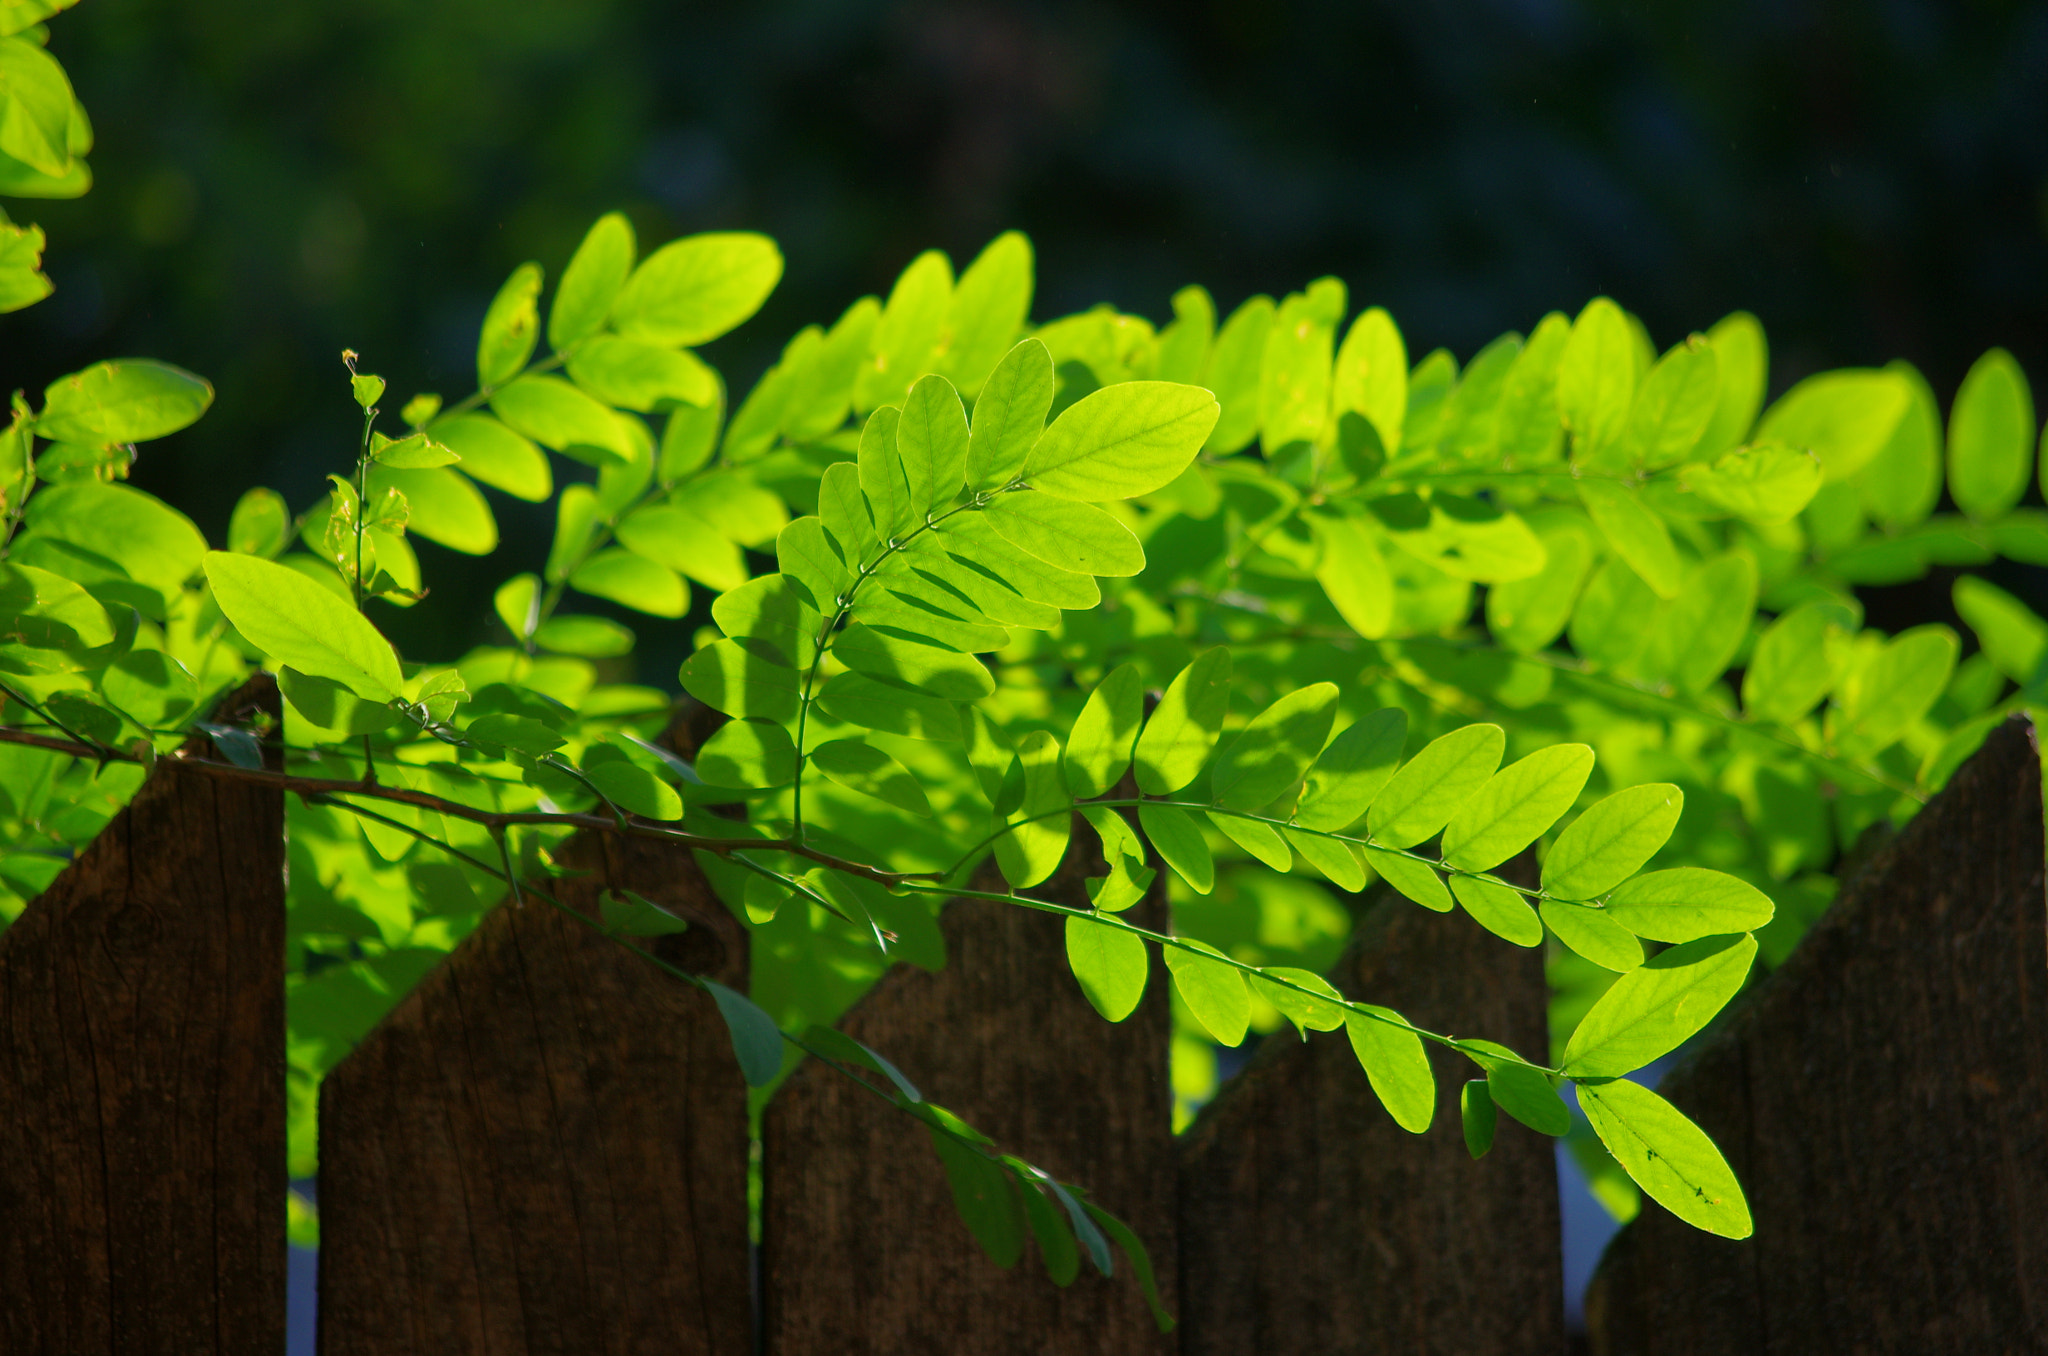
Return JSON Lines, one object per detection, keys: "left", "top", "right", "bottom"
{"left": 4, "top": 0, "right": 2046, "bottom": 673}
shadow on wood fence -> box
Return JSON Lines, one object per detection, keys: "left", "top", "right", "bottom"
{"left": 0, "top": 676, "right": 2039, "bottom": 1353}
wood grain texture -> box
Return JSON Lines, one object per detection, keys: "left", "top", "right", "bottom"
{"left": 317, "top": 830, "right": 751, "bottom": 1356}
{"left": 1177, "top": 881, "right": 1563, "bottom": 1355}
{"left": 1586, "top": 715, "right": 2048, "bottom": 1356}
{"left": 761, "top": 856, "right": 1178, "bottom": 1356}
{"left": 0, "top": 675, "right": 287, "bottom": 1355}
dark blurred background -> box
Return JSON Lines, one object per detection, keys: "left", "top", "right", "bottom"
{"left": 7, "top": 0, "right": 2048, "bottom": 656}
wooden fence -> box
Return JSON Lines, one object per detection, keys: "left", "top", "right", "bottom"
{"left": 0, "top": 679, "right": 2040, "bottom": 1354}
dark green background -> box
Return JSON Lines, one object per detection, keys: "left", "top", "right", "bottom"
{"left": 6, "top": 0, "right": 2046, "bottom": 660}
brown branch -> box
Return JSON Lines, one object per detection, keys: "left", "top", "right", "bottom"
{"left": 0, "top": 723, "right": 929, "bottom": 888}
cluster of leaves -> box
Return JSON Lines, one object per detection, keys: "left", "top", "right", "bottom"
{"left": 3, "top": 193, "right": 2046, "bottom": 1307}
{"left": 0, "top": 0, "right": 90, "bottom": 312}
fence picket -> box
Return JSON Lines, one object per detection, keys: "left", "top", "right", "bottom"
{"left": 1177, "top": 878, "right": 1564, "bottom": 1354}
{"left": 316, "top": 830, "right": 751, "bottom": 1356}
{"left": 1586, "top": 715, "right": 2048, "bottom": 1354}
{"left": 0, "top": 675, "right": 287, "bottom": 1355}
{"left": 760, "top": 858, "right": 1178, "bottom": 1355}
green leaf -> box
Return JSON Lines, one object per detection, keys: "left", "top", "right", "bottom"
{"left": 366, "top": 465, "right": 496, "bottom": 555}
{"left": 1022, "top": 381, "right": 1219, "bottom": 501}
{"left": 1441, "top": 742, "right": 1594, "bottom": 872}
{"left": 1680, "top": 441, "right": 1821, "bottom": 524}
{"left": 817, "top": 671, "right": 963, "bottom": 743}
{"left": 1208, "top": 811, "right": 1291, "bottom": 871}
{"left": 1638, "top": 553, "right": 1759, "bottom": 695}
{"left": 856, "top": 405, "right": 913, "bottom": 541}
{"left": 811, "top": 738, "right": 932, "bottom": 817}
{"left": 1860, "top": 361, "right": 1943, "bottom": 530}
{"left": 928, "top": 1129, "right": 1025, "bottom": 1267}
{"left": 565, "top": 337, "right": 718, "bottom": 413}
{"left": 1295, "top": 707, "right": 1407, "bottom": 832}
{"left": 464, "top": 712, "right": 564, "bottom": 756}
{"left": 1016, "top": 1174, "right": 1081, "bottom": 1286}
{"left": 1954, "top": 577, "right": 2047, "bottom": 687}
{"left": 1080, "top": 806, "right": 1153, "bottom": 912}
{"left": 227, "top": 487, "right": 290, "bottom": 557}
{"left": 37, "top": 359, "right": 212, "bottom": 444}
{"left": 1450, "top": 874, "right": 1543, "bottom": 947}
{"left": 369, "top": 431, "right": 459, "bottom": 469}
{"left": 834, "top": 623, "right": 992, "bottom": 699}
{"left": 967, "top": 338, "right": 1055, "bottom": 492}
{"left": 1833, "top": 625, "right": 1958, "bottom": 754}
{"left": 857, "top": 249, "right": 953, "bottom": 414}
{"left": 570, "top": 549, "right": 689, "bottom": 618}
{"left": 1251, "top": 966, "right": 1347, "bottom": 1034}
{"left": 1459, "top": 1039, "right": 1570, "bottom": 1136}
{"left": 600, "top": 888, "right": 690, "bottom": 938}
{"left": 1259, "top": 278, "right": 1343, "bottom": 451}
{"left": 703, "top": 979, "right": 783, "bottom": 1087}
{"left": 610, "top": 231, "right": 782, "bottom": 348}
{"left": 1460, "top": 1080, "right": 1497, "bottom": 1158}
{"left": 534, "top": 614, "right": 633, "bottom": 658}
{"left": 1558, "top": 297, "right": 1637, "bottom": 462}
{"left": 22, "top": 482, "right": 205, "bottom": 608}
{"left": 1366, "top": 723, "right": 1504, "bottom": 850}
{"left": 1619, "top": 337, "right": 1719, "bottom": 468}
{"left": 1363, "top": 846, "right": 1452, "bottom": 912}
{"left": 1346, "top": 1007, "right": 1434, "bottom": 1132}
{"left": 1578, "top": 480, "right": 1683, "bottom": 599}
{"left": 1065, "top": 916, "right": 1148, "bottom": 1022}
{"left": 1331, "top": 305, "right": 1407, "bottom": 456}
{"left": 491, "top": 374, "right": 631, "bottom": 466}
{"left": 1081, "top": 1202, "right": 1175, "bottom": 1332}
{"left": 696, "top": 718, "right": 796, "bottom": 789}
{"left": 1756, "top": 367, "right": 1911, "bottom": 483}
{"left": 1133, "top": 648, "right": 1232, "bottom": 795}
{"left": 1564, "top": 933, "right": 1756, "bottom": 1077}
{"left": 101, "top": 648, "right": 197, "bottom": 728}
{"left": 1493, "top": 312, "right": 1570, "bottom": 465}
{"left": 994, "top": 729, "right": 1071, "bottom": 887}
{"left": 937, "top": 230, "right": 1034, "bottom": 396}
{"left": 1064, "top": 663, "right": 1142, "bottom": 798}
{"left": 585, "top": 758, "right": 684, "bottom": 821}
{"left": 1948, "top": 348, "right": 2035, "bottom": 522}
{"left": 1165, "top": 939, "right": 1250, "bottom": 1045}
{"left": 429, "top": 414, "right": 551, "bottom": 502}
{"left": 615, "top": 503, "right": 745, "bottom": 592}
{"left": 1137, "top": 802, "right": 1213, "bottom": 893}
{"left": 477, "top": 261, "right": 542, "bottom": 389}
{"left": 679, "top": 638, "right": 802, "bottom": 723}
{"left": 1542, "top": 784, "right": 1682, "bottom": 901}
{"left": 1579, "top": 1078, "right": 1752, "bottom": 1238}
{"left": 548, "top": 211, "right": 635, "bottom": 350}
{"left": 1310, "top": 512, "right": 1393, "bottom": 639}
{"left": 1209, "top": 682, "right": 1338, "bottom": 812}
{"left": 203, "top": 552, "right": 402, "bottom": 701}
{"left": 1742, "top": 599, "right": 1857, "bottom": 724}
{"left": 1604, "top": 868, "right": 1775, "bottom": 943}
{"left": 1202, "top": 295, "right": 1275, "bottom": 454}
{"left": 1486, "top": 518, "right": 1593, "bottom": 653}
{"left": 1694, "top": 311, "right": 1767, "bottom": 458}
{"left": 1539, "top": 899, "right": 1644, "bottom": 972}
{"left": 0, "top": 35, "right": 73, "bottom": 176}
{"left": 895, "top": 372, "right": 970, "bottom": 520}
{"left": 1568, "top": 557, "right": 1659, "bottom": 672}
{"left": 1286, "top": 829, "right": 1366, "bottom": 892}
{"left": 982, "top": 492, "right": 1144, "bottom": 577}
{"left": 934, "top": 512, "right": 1100, "bottom": 611}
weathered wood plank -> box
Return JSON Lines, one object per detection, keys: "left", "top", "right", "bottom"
{"left": 760, "top": 857, "right": 1177, "bottom": 1355}
{"left": 1177, "top": 881, "right": 1563, "bottom": 1355}
{"left": 1586, "top": 715, "right": 2048, "bottom": 1355}
{"left": 0, "top": 675, "right": 288, "bottom": 1355}
{"left": 317, "top": 830, "right": 752, "bottom": 1356}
